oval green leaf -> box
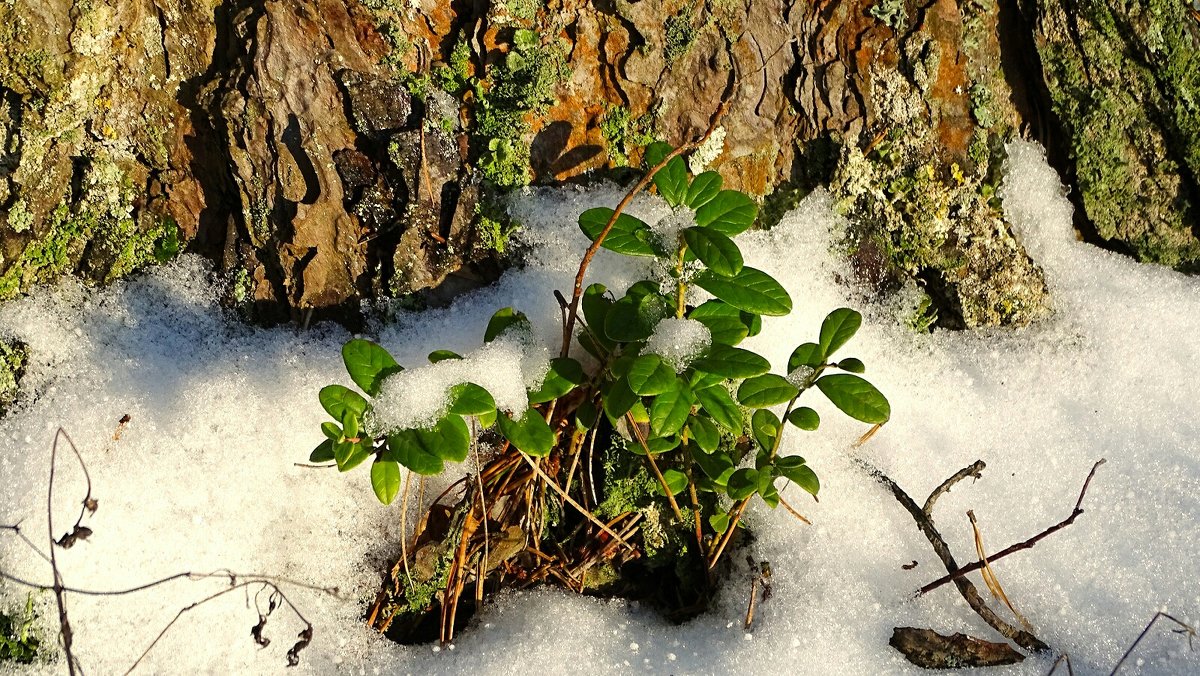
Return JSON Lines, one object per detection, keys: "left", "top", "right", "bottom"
{"left": 370, "top": 459, "right": 402, "bottom": 505}
{"left": 788, "top": 342, "right": 825, "bottom": 371}
{"left": 751, "top": 408, "right": 780, "bottom": 451}
{"left": 693, "top": 267, "right": 792, "bottom": 317}
{"left": 737, "top": 374, "right": 800, "bottom": 408}
{"left": 690, "top": 344, "right": 771, "bottom": 379}
{"left": 319, "top": 385, "right": 369, "bottom": 421}
{"left": 578, "top": 207, "right": 657, "bottom": 257}
{"left": 528, "top": 357, "right": 585, "bottom": 404}
{"left": 686, "top": 415, "right": 720, "bottom": 453}
{"left": 497, "top": 409, "right": 557, "bottom": 457}
{"left": 484, "top": 307, "right": 530, "bottom": 343}
{"left": 727, "top": 468, "right": 760, "bottom": 500}
{"left": 694, "top": 190, "right": 758, "bottom": 237}
{"left": 683, "top": 226, "right": 744, "bottom": 277}
{"left": 685, "top": 171, "right": 723, "bottom": 209}
{"left": 342, "top": 339, "right": 402, "bottom": 396}
{"left": 814, "top": 374, "right": 890, "bottom": 424}
{"left": 694, "top": 384, "right": 742, "bottom": 432}
{"left": 428, "top": 349, "right": 463, "bottom": 363}
{"left": 837, "top": 357, "right": 866, "bottom": 374}
{"left": 688, "top": 300, "right": 750, "bottom": 345}
{"left": 309, "top": 439, "right": 334, "bottom": 463}
{"left": 627, "top": 354, "right": 677, "bottom": 396}
{"left": 819, "top": 308, "right": 862, "bottom": 358}
{"left": 787, "top": 406, "right": 820, "bottom": 431}
{"left": 649, "top": 379, "right": 693, "bottom": 438}
{"left": 448, "top": 382, "right": 497, "bottom": 416}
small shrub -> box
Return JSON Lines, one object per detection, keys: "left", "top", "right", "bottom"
{"left": 311, "top": 141, "right": 889, "bottom": 637}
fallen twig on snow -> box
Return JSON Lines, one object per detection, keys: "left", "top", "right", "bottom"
{"left": 917, "top": 459, "right": 1106, "bottom": 597}
{"left": 1108, "top": 612, "right": 1197, "bottom": 675}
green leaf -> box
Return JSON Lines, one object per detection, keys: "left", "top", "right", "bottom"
{"left": 649, "top": 379, "right": 693, "bottom": 437}
{"left": 815, "top": 374, "right": 890, "bottom": 424}
{"left": 788, "top": 342, "right": 824, "bottom": 372}
{"left": 484, "top": 308, "right": 530, "bottom": 342}
{"left": 687, "top": 415, "right": 720, "bottom": 453}
{"left": 448, "top": 382, "right": 496, "bottom": 416}
{"left": 819, "top": 308, "right": 862, "bottom": 358}
{"left": 581, "top": 284, "right": 615, "bottom": 351}
{"left": 370, "top": 459, "right": 402, "bottom": 504}
{"left": 743, "top": 311, "right": 762, "bottom": 337}
{"left": 777, "top": 457, "right": 819, "bottom": 496}
{"left": 342, "top": 412, "right": 360, "bottom": 440}
{"left": 627, "top": 354, "right": 677, "bottom": 395}
{"left": 653, "top": 155, "right": 689, "bottom": 207}
{"left": 688, "top": 300, "right": 750, "bottom": 345}
{"left": 683, "top": 227, "right": 744, "bottom": 277}
{"left": 321, "top": 422, "right": 342, "bottom": 441}
{"left": 388, "top": 415, "right": 472, "bottom": 475}
{"left": 685, "top": 171, "right": 723, "bottom": 209}
{"left": 604, "top": 292, "right": 671, "bottom": 343}
{"left": 497, "top": 409, "right": 557, "bottom": 457}
{"left": 757, "top": 472, "right": 780, "bottom": 507}
{"left": 655, "top": 469, "right": 689, "bottom": 496}
{"left": 576, "top": 398, "right": 599, "bottom": 431}
{"left": 693, "top": 267, "right": 792, "bottom": 316}
{"left": 690, "top": 445, "right": 735, "bottom": 486}
{"left": 309, "top": 439, "right": 334, "bottom": 463}
{"left": 694, "top": 385, "right": 742, "bottom": 432}
{"left": 787, "top": 406, "right": 820, "bottom": 431}
{"left": 737, "top": 374, "right": 800, "bottom": 408}
{"left": 319, "top": 385, "right": 369, "bottom": 420}
{"left": 690, "top": 344, "right": 771, "bottom": 379}
{"left": 387, "top": 429, "right": 442, "bottom": 475}
{"left": 694, "top": 190, "right": 758, "bottom": 237}
{"left": 837, "top": 358, "right": 866, "bottom": 374}
{"left": 334, "top": 440, "right": 371, "bottom": 472}
{"left": 751, "top": 409, "right": 780, "bottom": 451}
{"left": 689, "top": 369, "right": 723, "bottom": 391}
{"left": 727, "top": 468, "right": 760, "bottom": 500}
{"left": 528, "top": 358, "right": 585, "bottom": 404}
{"left": 603, "top": 377, "right": 640, "bottom": 422}
{"left": 709, "top": 512, "right": 731, "bottom": 533}
{"left": 641, "top": 435, "right": 680, "bottom": 454}
{"left": 578, "top": 207, "right": 657, "bottom": 257}
{"left": 428, "top": 349, "right": 463, "bottom": 363}
{"left": 342, "top": 339, "right": 402, "bottom": 396}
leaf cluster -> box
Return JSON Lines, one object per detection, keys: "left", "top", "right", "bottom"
{"left": 311, "top": 141, "right": 890, "bottom": 559}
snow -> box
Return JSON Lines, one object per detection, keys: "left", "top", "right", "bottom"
{"left": 0, "top": 141, "right": 1198, "bottom": 674}
{"left": 644, "top": 318, "right": 710, "bottom": 372}
{"left": 371, "top": 326, "right": 549, "bottom": 431}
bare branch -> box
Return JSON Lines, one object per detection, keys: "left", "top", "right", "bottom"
{"left": 1108, "top": 612, "right": 1197, "bottom": 675}
{"left": 917, "top": 460, "right": 1106, "bottom": 596}
{"left": 853, "top": 457, "right": 1049, "bottom": 653}
{"left": 923, "top": 460, "right": 985, "bottom": 515}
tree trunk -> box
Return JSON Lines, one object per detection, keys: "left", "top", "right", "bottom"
{"left": 0, "top": 0, "right": 1195, "bottom": 325}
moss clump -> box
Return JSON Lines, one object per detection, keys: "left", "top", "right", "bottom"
{"left": 0, "top": 596, "right": 41, "bottom": 664}
{"left": 599, "top": 105, "right": 654, "bottom": 167}
{"left": 0, "top": 339, "right": 27, "bottom": 417}
{"left": 474, "top": 30, "right": 570, "bottom": 187}
{"left": 1033, "top": 0, "right": 1200, "bottom": 270}
{"left": 663, "top": 7, "right": 697, "bottom": 65}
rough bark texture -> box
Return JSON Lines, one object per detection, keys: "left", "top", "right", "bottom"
{"left": 0, "top": 0, "right": 1194, "bottom": 327}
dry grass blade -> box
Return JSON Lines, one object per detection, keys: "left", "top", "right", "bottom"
{"left": 518, "top": 452, "right": 636, "bottom": 552}
{"left": 968, "top": 510, "right": 1035, "bottom": 632}
{"left": 1109, "top": 612, "right": 1197, "bottom": 675}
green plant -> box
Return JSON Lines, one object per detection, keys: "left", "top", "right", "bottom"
{"left": 0, "top": 594, "right": 42, "bottom": 664}
{"left": 311, "top": 140, "right": 889, "bottom": 639}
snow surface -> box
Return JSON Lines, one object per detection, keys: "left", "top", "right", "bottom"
{"left": 372, "top": 327, "right": 550, "bottom": 431}
{"left": 644, "top": 318, "right": 711, "bottom": 373}
{"left": 0, "top": 141, "right": 1198, "bottom": 674}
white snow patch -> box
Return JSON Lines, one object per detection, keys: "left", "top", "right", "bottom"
{"left": 0, "top": 144, "right": 1197, "bottom": 674}
{"left": 371, "top": 327, "right": 549, "bottom": 430}
{"left": 644, "top": 318, "right": 710, "bottom": 372}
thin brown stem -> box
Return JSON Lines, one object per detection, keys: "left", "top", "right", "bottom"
{"left": 560, "top": 97, "right": 732, "bottom": 358}
{"left": 917, "top": 459, "right": 1106, "bottom": 596}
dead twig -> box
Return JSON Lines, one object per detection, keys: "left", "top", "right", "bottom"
{"left": 854, "top": 457, "right": 1049, "bottom": 653}
{"left": 1108, "top": 612, "right": 1197, "bottom": 675}
{"left": 917, "top": 460, "right": 1106, "bottom": 597}
{"left": 923, "top": 460, "right": 985, "bottom": 515}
